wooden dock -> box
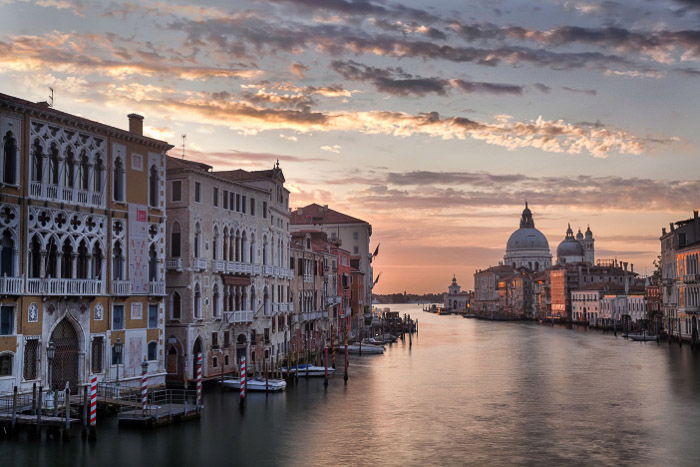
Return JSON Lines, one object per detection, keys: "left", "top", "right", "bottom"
{"left": 117, "top": 389, "right": 200, "bottom": 428}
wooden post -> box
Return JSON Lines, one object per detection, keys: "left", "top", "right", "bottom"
{"left": 11, "top": 386, "right": 17, "bottom": 435}
{"left": 63, "top": 385, "right": 71, "bottom": 441}
{"left": 323, "top": 345, "right": 329, "bottom": 388}
{"left": 81, "top": 384, "right": 88, "bottom": 440}
{"left": 32, "top": 382, "right": 37, "bottom": 415}
{"left": 196, "top": 353, "right": 203, "bottom": 409}
{"left": 88, "top": 375, "right": 97, "bottom": 442}
{"left": 239, "top": 356, "right": 246, "bottom": 408}
{"left": 343, "top": 317, "right": 349, "bottom": 384}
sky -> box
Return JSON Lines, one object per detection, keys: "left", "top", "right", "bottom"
{"left": 1, "top": 0, "right": 699, "bottom": 293}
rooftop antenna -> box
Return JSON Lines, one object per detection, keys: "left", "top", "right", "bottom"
{"left": 48, "top": 87, "right": 54, "bottom": 108}
{"left": 181, "top": 134, "right": 186, "bottom": 159}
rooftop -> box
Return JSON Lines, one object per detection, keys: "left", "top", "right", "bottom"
{"left": 291, "top": 203, "right": 368, "bottom": 226}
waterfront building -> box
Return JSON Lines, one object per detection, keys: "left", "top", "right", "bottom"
{"left": 289, "top": 231, "right": 339, "bottom": 356}
{"left": 443, "top": 275, "right": 470, "bottom": 312}
{"left": 660, "top": 210, "right": 700, "bottom": 343}
{"left": 331, "top": 240, "right": 352, "bottom": 330}
{"left": 503, "top": 203, "right": 552, "bottom": 272}
{"left": 473, "top": 265, "right": 529, "bottom": 319}
{"left": 164, "top": 157, "right": 292, "bottom": 383}
{"left": 0, "top": 92, "right": 171, "bottom": 393}
{"left": 290, "top": 204, "right": 373, "bottom": 330}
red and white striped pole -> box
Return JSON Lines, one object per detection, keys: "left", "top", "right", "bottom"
{"left": 196, "top": 353, "right": 203, "bottom": 408}
{"left": 141, "top": 360, "right": 149, "bottom": 416}
{"left": 239, "top": 356, "right": 246, "bottom": 407}
{"left": 89, "top": 375, "right": 97, "bottom": 426}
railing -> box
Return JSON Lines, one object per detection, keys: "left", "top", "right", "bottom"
{"left": 301, "top": 310, "right": 327, "bottom": 321}
{"left": 225, "top": 261, "right": 254, "bottom": 275}
{"left": 0, "top": 275, "right": 23, "bottom": 295}
{"left": 193, "top": 257, "right": 207, "bottom": 271}
{"left": 224, "top": 310, "right": 254, "bottom": 324}
{"left": 166, "top": 258, "right": 183, "bottom": 271}
{"left": 325, "top": 296, "right": 342, "bottom": 306}
{"left": 29, "top": 181, "right": 104, "bottom": 207}
{"left": 112, "top": 280, "right": 131, "bottom": 295}
{"left": 212, "top": 259, "right": 226, "bottom": 273}
{"left": 26, "top": 278, "right": 103, "bottom": 295}
{"left": 149, "top": 281, "right": 166, "bottom": 296}
{"left": 303, "top": 274, "right": 314, "bottom": 283}
{"left": 683, "top": 274, "right": 700, "bottom": 283}
{"left": 263, "top": 264, "right": 274, "bottom": 276}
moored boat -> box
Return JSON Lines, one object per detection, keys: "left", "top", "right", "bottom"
{"left": 221, "top": 377, "right": 287, "bottom": 392}
{"left": 345, "top": 343, "right": 384, "bottom": 354}
{"left": 280, "top": 364, "right": 336, "bottom": 377}
{"left": 628, "top": 333, "right": 658, "bottom": 342}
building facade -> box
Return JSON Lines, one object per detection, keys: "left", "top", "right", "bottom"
{"left": 164, "top": 158, "right": 292, "bottom": 383}
{"left": 0, "top": 93, "right": 171, "bottom": 394}
{"left": 503, "top": 203, "right": 552, "bottom": 272}
{"left": 443, "top": 275, "right": 470, "bottom": 312}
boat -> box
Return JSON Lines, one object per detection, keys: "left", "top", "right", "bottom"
{"left": 221, "top": 377, "right": 287, "bottom": 392}
{"left": 381, "top": 333, "right": 398, "bottom": 343}
{"left": 628, "top": 333, "right": 658, "bottom": 342}
{"left": 362, "top": 337, "right": 386, "bottom": 346}
{"left": 280, "top": 364, "right": 336, "bottom": 377}
{"left": 344, "top": 343, "right": 384, "bottom": 354}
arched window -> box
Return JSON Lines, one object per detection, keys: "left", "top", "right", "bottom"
{"left": 64, "top": 147, "right": 76, "bottom": 188}
{"left": 212, "top": 226, "right": 218, "bottom": 260}
{"left": 194, "top": 223, "right": 201, "bottom": 258}
{"left": 147, "top": 341, "right": 157, "bottom": 361}
{"left": 50, "top": 143, "right": 60, "bottom": 186}
{"left": 46, "top": 238, "right": 58, "bottom": 279}
{"left": 31, "top": 139, "right": 43, "bottom": 182}
{"left": 250, "top": 285, "right": 256, "bottom": 312}
{"left": 113, "top": 241, "right": 125, "bottom": 281}
{"left": 148, "top": 244, "right": 158, "bottom": 281}
{"left": 0, "top": 230, "right": 14, "bottom": 277}
{"left": 213, "top": 284, "right": 220, "bottom": 317}
{"left": 0, "top": 353, "right": 12, "bottom": 376}
{"left": 194, "top": 283, "right": 201, "bottom": 318}
{"left": 2, "top": 131, "right": 17, "bottom": 185}
{"left": 241, "top": 231, "right": 248, "bottom": 263}
{"left": 93, "top": 155, "right": 104, "bottom": 193}
{"left": 262, "top": 235, "right": 268, "bottom": 265}
{"left": 79, "top": 151, "right": 90, "bottom": 191}
{"left": 172, "top": 291, "right": 181, "bottom": 320}
{"left": 263, "top": 286, "right": 270, "bottom": 315}
{"left": 92, "top": 243, "right": 103, "bottom": 280}
{"left": 29, "top": 235, "right": 41, "bottom": 278}
{"left": 222, "top": 227, "right": 228, "bottom": 261}
{"left": 249, "top": 234, "right": 255, "bottom": 264}
{"left": 76, "top": 239, "right": 89, "bottom": 279}
{"left": 61, "top": 239, "right": 73, "bottom": 278}
{"left": 149, "top": 164, "right": 159, "bottom": 207}
{"left": 113, "top": 156, "right": 125, "bottom": 201}
{"left": 171, "top": 222, "right": 181, "bottom": 257}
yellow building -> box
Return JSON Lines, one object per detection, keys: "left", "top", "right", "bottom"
{"left": 0, "top": 93, "right": 172, "bottom": 393}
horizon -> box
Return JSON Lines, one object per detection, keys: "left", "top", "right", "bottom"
{"left": 1, "top": 0, "right": 697, "bottom": 293}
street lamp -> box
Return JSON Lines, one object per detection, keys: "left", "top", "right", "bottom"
{"left": 114, "top": 337, "right": 123, "bottom": 397}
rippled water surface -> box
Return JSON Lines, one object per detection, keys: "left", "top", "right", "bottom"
{"left": 4, "top": 303, "right": 700, "bottom": 466}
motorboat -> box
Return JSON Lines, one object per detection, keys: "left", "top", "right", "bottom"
{"left": 221, "top": 377, "right": 287, "bottom": 392}
{"left": 280, "top": 364, "right": 336, "bottom": 377}
{"left": 362, "top": 337, "right": 387, "bottom": 346}
{"left": 344, "top": 343, "right": 384, "bottom": 354}
{"left": 381, "top": 333, "right": 398, "bottom": 343}
{"left": 628, "top": 333, "right": 658, "bottom": 342}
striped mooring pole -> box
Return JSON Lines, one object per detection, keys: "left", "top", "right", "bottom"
{"left": 239, "top": 356, "right": 247, "bottom": 407}
{"left": 196, "top": 353, "right": 203, "bottom": 408}
{"left": 141, "top": 360, "right": 149, "bottom": 416}
{"left": 88, "top": 375, "right": 97, "bottom": 441}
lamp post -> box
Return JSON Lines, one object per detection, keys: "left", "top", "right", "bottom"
{"left": 114, "top": 337, "right": 123, "bottom": 398}
{"left": 47, "top": 340, "right": 56, "bottom": 409}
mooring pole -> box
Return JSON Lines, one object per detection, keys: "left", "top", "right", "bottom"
{"left": 63, "top": 385, "right": 71, "bottom": 441}
{"left": 323, "top": 345, "right": 329, "bottom": 388}
{"left": 239, "top": 356, "right": 247, "bottom": 409}
{"left": 11, "top": 385, "right": 17, "bottom": 435}
{"left": 82, "top": 384, "right": 88, "bottom": 440}
{"left": 88, "top": 375, "right": 97, "bottom": 442}
{"left": 196, "top": 353, "right": 203, "bottom": 410}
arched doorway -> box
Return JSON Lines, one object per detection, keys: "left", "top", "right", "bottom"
{"left": 692, "top": 316, "right": 698, "bottom": 346}
{"left": 192, "top": 337, "right": 202, "bottom": 379}
{"left": 50, "top": 319, "right": 80, "bottom": 392}
{"left": 166, "top": 338, "right": 180, "bottom": 379}
{"left": 236, "top": 334, "right": 247, "bottom": 365}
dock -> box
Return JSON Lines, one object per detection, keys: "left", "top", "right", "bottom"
{"left": 117, "top": 389, "right": 200, "bottom": 427}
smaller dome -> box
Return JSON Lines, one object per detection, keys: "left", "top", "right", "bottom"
{"left": 557, "top": 238, "right": 584, "bottom": 257}
{"left": 585, "top": 225, "right": 593, "bottom": 239}
{"left": 576, "top": 228, "right": 583, "bottom": 240}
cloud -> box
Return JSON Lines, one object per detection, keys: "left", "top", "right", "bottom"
{"left": 331, "top": 59, "right": 523, "bottom": 96}
{"left": 290, "top": 62, "right": 309, "bottom": 77}
{"left": 320, "top": 144, "right": 341, "bottom": 153}
{"left": 562, "top": 86, "right": 597, "bottom": 95}
{"left": 0, "top": 31, "right": 261, "bottom": 80}
{"left": 170, "top": 148, "right": 327, "bottom": 169}
{"left": 328, "top": 170, "right": 700, "bottom": 212}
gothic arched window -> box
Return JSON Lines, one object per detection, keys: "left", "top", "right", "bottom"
{"left": 2, "top": 131, "right": 17, "bottom": 185}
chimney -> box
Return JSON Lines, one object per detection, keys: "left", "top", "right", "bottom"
{"left": 662, "top": 227, "right": 666, "bottom": 235}
{"left": 670, "top": 223, "right": 675, "bottom": 232}
{"left": 694, "top": 210, "right": 698, "bottom": 219}
{"left": 630, "top": 263, "right": 634, "bottom": 274}
{"left": 128, "top": 113, "right": 144, "bottom": 136}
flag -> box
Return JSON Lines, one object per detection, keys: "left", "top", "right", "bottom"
{"left": 372, "top": 272, "right": 381, "bottom": 288}
{"left": 372, "top": 243, "right": 380, "bottom": 258}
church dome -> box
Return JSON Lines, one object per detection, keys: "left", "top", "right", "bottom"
{"left": 506, "top": 228, "right": 550, "bottom": 251}
{"left": 557, "top": 224, "right": 584, "bottom": 258}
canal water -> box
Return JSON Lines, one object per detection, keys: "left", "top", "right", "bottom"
{"left": 3, "top": 303, "right": 700, "bottom": 466}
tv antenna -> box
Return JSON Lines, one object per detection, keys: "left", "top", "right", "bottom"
{"left": 181, "top": 134, "right": 186, "bottom": 159}
{"left": 48, "top": 87, "right": 54, "bottom": 108}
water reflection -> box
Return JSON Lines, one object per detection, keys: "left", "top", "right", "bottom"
{"left": 3, "top": 303, "right": 700, "bottom": 466}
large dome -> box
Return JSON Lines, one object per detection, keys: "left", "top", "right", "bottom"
{"left": 507, "top": 228, "right": 550, "bottom": 251}
{"left": 557, "top": 237, "right": 584, "bottom": 257}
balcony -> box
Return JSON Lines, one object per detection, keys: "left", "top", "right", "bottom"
{"left": 225, "top": 261, "right": 254, "bottom": 275}
{"left": 111, "top": 280, "right": 131, "bottom": 296}
{"left": 29, "top": 181, "right": 105, "bottom": 208}
{"left": 263, "top": 264, "right": 274, "bottom": 276}
{"left": 26, "top": 278, "right": 103, "bottom": 296}
{"left": 167, "top": 258, "right": 183, "bottom": 271}
{"left": 303, "top": 274, "right": 314, "bottom": 283}
{"left": 0, "top": 276, "right": 23, "bottom": 295}
{"left": 193, "top": 257, "right": 207, "bottom": 271}
{"left": 212, "top": 259, "right": 226, "bottom": 273}
{"left": 149, "top": 281, "right": 166, "bottom": 296}
{"left": 301, "top": 310, "right": 327, "bottom": 321}
{"left": 224, "top": 310, "right": 254, "bottom": 324}
{"left": 683, "top": 274, "right": 700, "bottom": 284}
{"left": 325, "top": 296, "right": 342, "bottom": 307}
